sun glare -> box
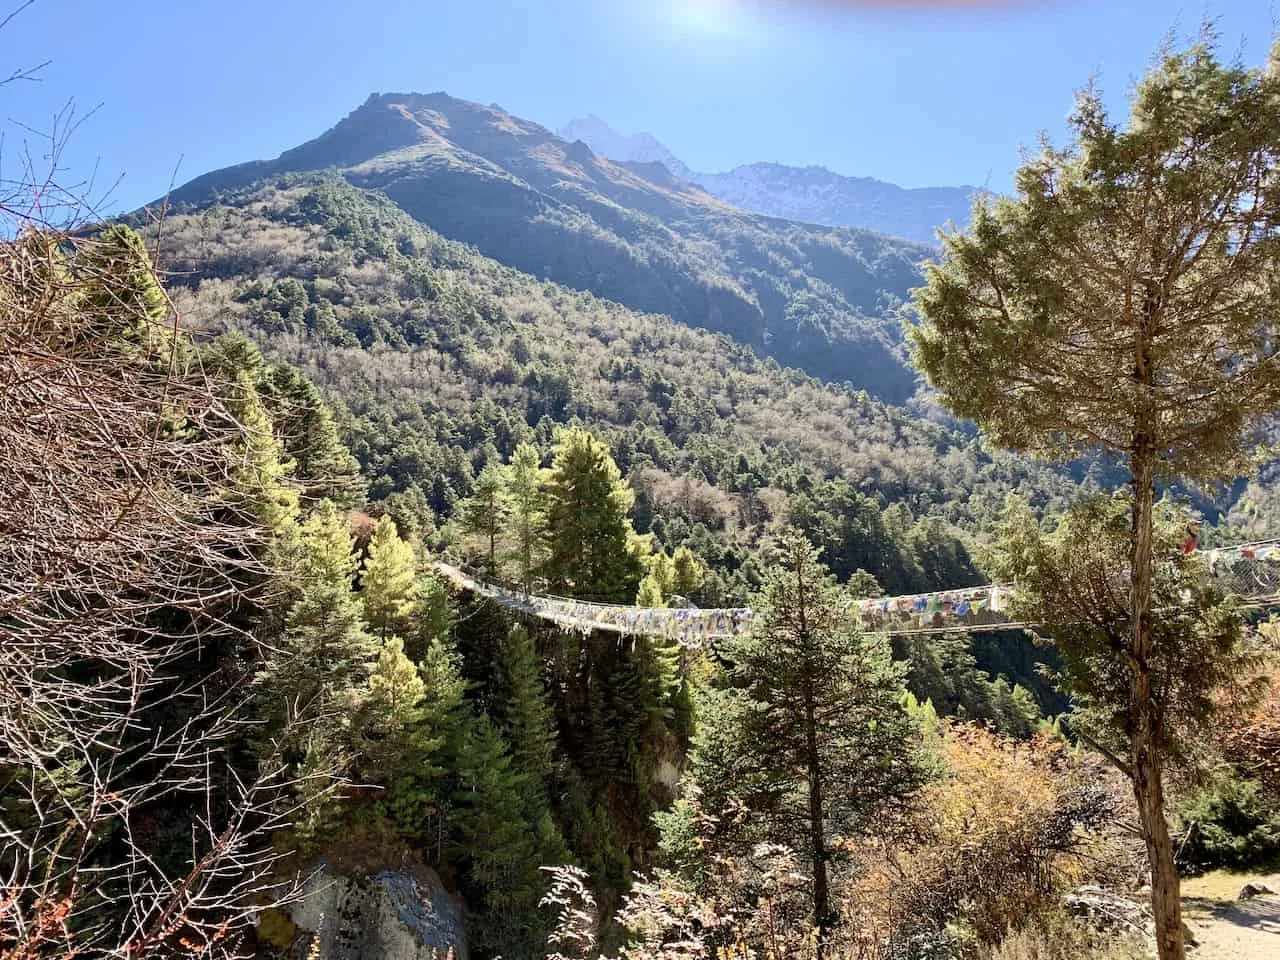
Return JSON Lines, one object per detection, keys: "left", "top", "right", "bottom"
{"left": 669, "top": 0, "right": 748, "bottom": 38}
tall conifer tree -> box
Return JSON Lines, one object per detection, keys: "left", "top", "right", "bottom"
{"left": 461, "top": 463, "right": 510, "bottom": 574}
{"left": 358, "top": 637, "right": 446, "bottom": 835}
{"left": 450, "top": 716, "right": 568, "bottom": 960}
{"left": 910, "top": 37, "right": 1280, "bottom": 959}
{"left": 260, "top": 500, "right": 377, "bottom": 736}
{"left": 696, "top": 530, "right": 929, "bottom": 955}
{"left": 542, "top": 428, "right": 644, "bottom": 603}
{"left": 494, "top": 625, "right": 558, "bottom": 788}
{"left": 505, "top": 441, "right": 547, "bottom": 593}
{"left": 360, "top": 514, "right": 419, "bottom": 640}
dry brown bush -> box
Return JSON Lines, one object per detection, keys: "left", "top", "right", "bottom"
{"left": 844, "top": 724, "right": 1127, "bottom": 957}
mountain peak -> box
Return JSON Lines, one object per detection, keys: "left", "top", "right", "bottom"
{"left": 558, "top": 115, "right": 691, "bottom": 179}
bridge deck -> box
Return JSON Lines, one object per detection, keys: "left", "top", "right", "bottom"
{"left": 434, "top": 540, "right": 1280, "bottom": 643}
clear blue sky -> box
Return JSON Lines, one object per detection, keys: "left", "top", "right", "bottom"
{"left": 4, "top": 0, "right": 1275, "bottom": 214}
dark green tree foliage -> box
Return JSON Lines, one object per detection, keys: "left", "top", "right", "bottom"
{"left": 911, "top": 39, "right": 1280, "bottom": 960}
{"left": 696, "top": 530, "right": 930, "bottom": 951}
{"left": 0, "top": 227, "right": 316, "bottom": 957}
{"left": 460, "top": 462, "right": 509, "bottom": 573}
{"left": 542, "top": 427, "right": 645, "bottom": 602}
{"left": 449, "top": 715, "right": 569, "bottom": 960}
{"left": 450, "top": 595, "right": 513, "bottom": 713}
{"left": 1175, "top": 770, "right": 1280, "bottom": 870}
{"left": 990, "top": 495, "right": 1260, "bottom": 770}
{"left": 261, "top": 360, "right": 366, "bottom": 507}
{"left": 892, "top": 632, "right": 1043, "bottom": 738}
{"left": 790, "top": 477, "right": 982, "bottom": 595}
{"left": 414, "top": 634, "right": 472, "bottom": 850}
{"left": 493, "top": 625, "right": 558, "bottom": 787}
{"left": 410, "top": 569, "right": 454, "bottom": 663}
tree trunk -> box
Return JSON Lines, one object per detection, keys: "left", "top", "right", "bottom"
{"left": 1130, "top": 277, "right": 1184, "bottom": 960}
{"left": 1133, "top": 703, "right": 1184, "bottom": 960}
{"left": 1129, "top": 468, "right": 1185, "bottom": 959}
{"left": 795, "top": 547, "right": 831, "bottom": 958}
{"left": 806, "top": 723, "right": 830, "bottom": 960}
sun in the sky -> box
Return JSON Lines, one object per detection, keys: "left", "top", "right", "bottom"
{"left": 668, "top": 0, "right": 750, "bottom": 38}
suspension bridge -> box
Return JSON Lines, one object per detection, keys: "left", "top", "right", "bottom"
{"left": 434, "top": 540, "right": 1280, "bottom": 645}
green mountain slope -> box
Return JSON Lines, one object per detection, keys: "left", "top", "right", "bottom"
{"left": 150, "top": 176, "right": 1079, "bottom": 601}
{"left": 163, "top": 92, "right": 930, "bottom": 402}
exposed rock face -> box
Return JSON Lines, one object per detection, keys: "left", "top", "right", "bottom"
{"left": 281, "top": 864, "right": 466, "bottom": 959}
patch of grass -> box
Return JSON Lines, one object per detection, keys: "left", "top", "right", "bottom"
{"left": 1182, "top": 865, "right": 1280, "bottom": 903}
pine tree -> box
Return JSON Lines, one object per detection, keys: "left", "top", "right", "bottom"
{"left": 366, "top": 636, "right": 427, "bottom": 732}
{"left": 201, "top": 334, "right": 364, "bottom": 510}
{"left": 671, "top": 545, "right": 705, "bottom": 599}
{"left": 494, "top": 626, "right": 558, "bottom": 787}
{"left": 260, "top": 501, "right": 377, "bottom": 735}
{"left": 413, "top": 633, "right": 472, "bottom": 857}
{"left": 360, "top": 515, "right": 418, "bottom": 640}
{"left": 358, "top": 637, "right": 445, "bottom": 836}
{"left": 542, "top": 427, "right": 644, "bottom": 603}
{"left": 910, "top": 38, "right": 1280, "bottom": 960}
{"left": 230, "top": 374, "right": 300, "bottom": 538}
{"left": 505, "top": 441, "right": 547, "bottom": 593}
{"left": 696, "top": 529, "right": 930, "bottom": 956}
{"left": 263, "top": 362, "right": 366, "bottom": 508}
{"left": 450, "top": 715, "right": 567, "bottom": 960}
{"left": 460, "top": 463, "right": 510, "bottom": 574}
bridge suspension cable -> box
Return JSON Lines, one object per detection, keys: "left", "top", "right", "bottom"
{"left": 434, "top": 539, "right": 1280, "bottom": 644}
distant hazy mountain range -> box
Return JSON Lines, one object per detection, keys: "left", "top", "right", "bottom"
{"left": 558, "top": 115, "right": 978, "bottom": 247}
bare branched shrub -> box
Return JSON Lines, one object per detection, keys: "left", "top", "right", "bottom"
{"left": 542, "top": 847, "right": 821, "bottom": 960}
{"left": 540, "top": 866, "right": 598, "bottom": 960}
{"left": 0, "top": 222, "right": 318, "bottom": 957}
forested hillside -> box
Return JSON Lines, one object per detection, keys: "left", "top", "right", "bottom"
{"left": 160, "top": 92, "right": 931, "bottom": 401}
{"left": 146, "top": 175, "right": 1080, "bottom": 604}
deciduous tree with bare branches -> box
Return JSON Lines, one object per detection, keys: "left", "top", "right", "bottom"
{"left": 0, "top": 203, "right": 325, "bottom": 957}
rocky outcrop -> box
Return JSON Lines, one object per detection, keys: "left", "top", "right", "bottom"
{"left": 1065, "top": 885, "right": 1197, "bottom": 949}
{"left": 1239, "top": 880, "right": 1277, "bottom": 900}
{"left": 270, "top": 863, "right": 466, "bottom": 960}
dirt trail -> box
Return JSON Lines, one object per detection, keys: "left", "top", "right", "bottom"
{"left": 1182, "top": 872, "right": 1280, "bottom": 960}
